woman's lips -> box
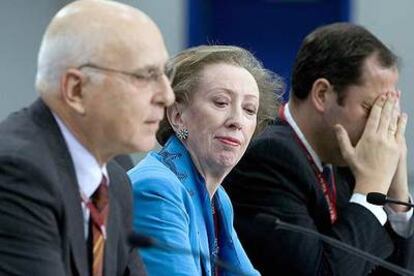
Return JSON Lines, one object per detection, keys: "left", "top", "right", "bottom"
{"left": 216, "top": 136, "right": 241, "bottom": 146}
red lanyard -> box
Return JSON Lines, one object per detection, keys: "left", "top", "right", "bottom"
{"left": 279, "top": 105, "right": 337, "bottom": 224}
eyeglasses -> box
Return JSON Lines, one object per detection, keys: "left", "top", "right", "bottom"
{"left": 77, "top": 63, "right": 175, "bottom": 84}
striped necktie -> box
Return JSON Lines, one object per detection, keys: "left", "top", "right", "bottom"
{"left": 87, "top": 176, "right": 109, "bottom": 276}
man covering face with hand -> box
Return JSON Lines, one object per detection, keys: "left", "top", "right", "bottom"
{"left": 224, "top": 22, "right": 414, "bottom": 275}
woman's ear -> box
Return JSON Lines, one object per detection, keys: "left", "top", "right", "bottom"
{"left": 59, "top": 68, "right": 89, "bottom": 115}
{"left": 310, "top": 78, "right": 334, "bottom": 113}
{"left": 166, "top": 103, "right": 185, "bottom": 132}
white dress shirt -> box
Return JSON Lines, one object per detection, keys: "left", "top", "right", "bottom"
{"left": 53, "top": 114, "right": 109, "bottom": 239}
{"left": 284, "top": 103, "right": 412, "bottom": 237}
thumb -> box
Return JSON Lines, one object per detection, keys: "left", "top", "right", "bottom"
{"left": 335, "top": 124, "right": 354, "bottom": 162}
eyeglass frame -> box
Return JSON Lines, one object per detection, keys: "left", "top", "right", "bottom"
{"left": 77, "top": 63, "right": 175, "bottom": 84}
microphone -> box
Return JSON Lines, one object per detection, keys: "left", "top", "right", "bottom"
{"left": 367, "top": 192, "right": 414, "bottom": 208}
{"left": 256, "top": 214, "right": 414, "bottom": 276}
{"left": 128, "top": 232, "right": 255, "bottom": 276}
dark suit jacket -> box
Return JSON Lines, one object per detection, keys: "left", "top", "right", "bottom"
{"left": 0, "top": 99, "right": 146, "bottom": 275}
{"left": 113, "top": 155, "right": 135, "bottom": 172}
{"left": 223, "top": 120, "right": 414, "bottom": 275}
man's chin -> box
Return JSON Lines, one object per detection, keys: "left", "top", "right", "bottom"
{"left": 133, "top": 137, "right": 157, "bottom": 153}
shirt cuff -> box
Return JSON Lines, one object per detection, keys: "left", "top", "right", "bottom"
{"left": 384, "top": 195, "right": 414, "bottom": 238}
{"left": 350, "top": 193, "right": 387, "bottom": 225}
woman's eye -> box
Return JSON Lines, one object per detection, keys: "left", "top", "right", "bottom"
{"left": 214, "top": 100, "right": 228, "bottom": 107}
{"left": 244, "top": 106, "right": 257, "bottom": 115}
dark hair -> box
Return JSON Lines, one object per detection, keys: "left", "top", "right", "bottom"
{"left": 157, "top": 45, "right": 284, "bottom": 145}
{"left": 291, "top": 22, "right": 397, "bottom": 104}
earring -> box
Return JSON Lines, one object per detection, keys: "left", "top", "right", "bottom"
{"left": 176, "top": 128, "right": 189, "bottom": 140}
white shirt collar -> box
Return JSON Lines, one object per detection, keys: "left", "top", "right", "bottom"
{"left": 52, "top": 113, "right": 109, "bottom": 199}
{"left": 284, "top": 102, "right": 324, "bottom": 172}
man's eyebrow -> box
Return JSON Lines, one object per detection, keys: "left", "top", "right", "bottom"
{"left": 134, "top": 65, "right": 164, "bottom": 73}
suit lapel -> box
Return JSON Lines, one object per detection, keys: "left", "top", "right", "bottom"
{"left": 31, "top": 99, "right": 89, "bottom": 275}
{"left": 59, "top": 158, "right": 90, "bottom": 275}
{"left": 281, "top": 122, "right": 333, "bottom": 227}
{"left": 334, "top": 167, "right": 354, "bottom": 209}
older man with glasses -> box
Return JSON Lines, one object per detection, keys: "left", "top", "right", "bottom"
{"left": 0, "top": 0, "right": 174, "bottom": 275}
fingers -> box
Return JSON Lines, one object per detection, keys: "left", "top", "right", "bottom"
{"left": 335, "top": 124, "right": 354, "bottom": 163}
{"left": 396, "top": 90, "right": 401, "bottom": 113}
{"left": 395, "top": 113, "right": 408, "bottom": 142}
{"left": 363, "top": 94, "right": 386, "bottom": 137}
{"left": 388, "top": 95, "right": 400, "bottom": 137}
{"left": 377, "top": 93, "right": 397, "bottom": 136}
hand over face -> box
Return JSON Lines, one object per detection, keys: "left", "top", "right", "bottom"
{"left": 387, "top": 91, "right": 410, "bottom": 211}
{"left": 335, "top": 93, "right": 407, "bottom": 195}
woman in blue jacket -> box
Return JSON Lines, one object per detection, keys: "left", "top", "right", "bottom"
{"left": 128, "top": 45, "right": 282, "bottom": 276}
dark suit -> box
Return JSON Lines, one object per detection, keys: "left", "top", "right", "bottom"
{"left": 223, "top": 120, "right": 414, "bottom": 275}
{"left": 0, "top": 99, "right": 145, "bottom": 275}
{"left": 113, "top": 155, "right": 135, "bottom": 172}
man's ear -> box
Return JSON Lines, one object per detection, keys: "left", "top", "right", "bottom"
{"left": 166, "top": 103, "right": 185, "bottom": 132}
{"left": 310, "top": 78, "right": 333, "bottom": 113}
{"left": 59, "top": 68, "right": 88, "bottom": 115}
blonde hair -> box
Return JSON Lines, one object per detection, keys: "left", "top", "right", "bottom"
{"left": 157, "top": 45, "right": 284, "bottom": 145}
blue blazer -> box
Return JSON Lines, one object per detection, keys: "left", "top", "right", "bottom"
{"left": 128, "top": 136, "right": 259, "bottom": 276}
